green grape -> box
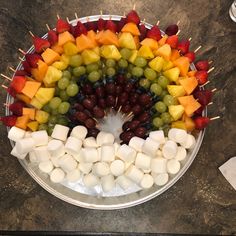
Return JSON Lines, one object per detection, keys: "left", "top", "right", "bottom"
{"left": 160, "top": 90, "right": 168, "bottom": 98}
{"left": 118, "top": 59, "right": 128, "bottom": 68}
{"left": 88, "top": 71, "right": 101, "bottom": 82}
{"left": 54, "top": 86, "right": 60, "bottom": 96}
{"left": 120, "top": 48, "right": 132, "bottom": 60}
{"left": 62, "top": 70, "right": 72, "bottom": 79}
{"left": 73, "top": 66, "right": 86, "bottom": 77}
{"left": 51, "top": 109, "right": 59, "bottom": 115}
{"left": 42, "top": 103, "right": 51, "bottom": 113}
{"left": 163, "top": 95, "right": 175, "bottom": 106}
{"left": 153, "top": 117, "right": 164, "bottom": 128}
{"left": 57, "top": 116, "right": 69, "bottom": 126}
{"left": 134, "top": 56, "right": 147, "bottom": 67}
{"left": 132, "top": 67, "right": 144, "bottom": 77}
{"left": 58, "top": 102, "right": 70, "bottom": 114}
{"left": 59, "top": 90, "right": 69, "bottom": 101}
{"left": 150, "top": 83, "right": 162, "bottom": 96}
{"left": 155, "top": 101, "right": 167, "bottom": 113}
{"left": 161, "top": 112, "right": 172, "bottom": 124}
{"left": 158, "top": 76, "right": 169, "bottom": 88}
{"left": 67, "top": 66, "right": 73, "bottom": 74}
{"left": 128, "top": 63, "right": 134, "bottom": 73}
{"left": 139, "top": 78, "right": 150, "bottom": 89}
{"left": 144, "top": 68, "right": 157, "bottom": 81}
{"left": 58, "top": 77, "right": 70, "bottom": 90}
{"left": 98, "top": 69, "right": 103, "bottom": 76}
{"left": 69, "top": 54, "right": 83, "bottom": 67}
{"left": 106, "top": 67, "right": 116, "bottom": 77}
{"left": 49, "top": 97, "right": 62, "bottom": 109}
{"left": 105, "top": 59, "right": 116, "bottom": 68}
{"left": 86, "top": 63, "right": 99, "bottom": 73}
{"left": 48, "top": 115, "right": 58, "bottom": 125}
{"left": 66, "top": 84, "right": 79, "bottom": 97}
{"left": 47, "top": 126, "right": 55, "bottom": 136}
{"left": 38, "top": 123, "right": 48, "bottom": 131}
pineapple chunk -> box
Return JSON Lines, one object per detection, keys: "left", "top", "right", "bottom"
{"left": 162, "top": 60, "right": 174, "bottom": 71}
{"left": 128, "top": 50, "right": 138, "bottom": 63}
{"left": 169, "top": 105, "right": 185, "bottom": 121}
{"left": 52, "top": 61, "right": 68, "bottom": 70}
{"left": 81, "top": 49, "right": 100, "bottom": 65}
{"left": 100, "top": 45, "right": 121, "bottom": 60}
{"left": 154, "top": 44, "right": 171, "bottom": 60}
{"left": 30, "top": 97, "right": 43, "bottom": 110}
{"left": 171, "top": 121, "right": 187, "bottom": 130}
{"left": 43, "top": 66, "right": 62, "bottom": 85}
{"left": 60, "top": 54, "right": 70, "bottom": 65}
{"left": 63, "top": 41, "right": 79, "bottom": 56}
{"left": 35, "top": 110, "right": 49, "bottom": 124}
{"left": 118, "top": 32, "right": 136, "bottom": 50}
{"left": 167, "top": 85, "right": 186, "bottom": 97}
{"left": 163, "top": 67, "right": 180, "bottom": 82}
{"left": 27, "top": 121, "right": 39, "bottom": 131}
{"left": 138, "top": 45, "right": 154, "bottom": 59}
{"left": 35, "top": 88, "right": 55, "bottom": 105}
{"left": 149, "top": 56, "right": 165, "bottom": 72}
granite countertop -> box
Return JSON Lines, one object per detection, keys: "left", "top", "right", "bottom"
{"left": 0, "top": 0, "right": 236, "bottom": 235}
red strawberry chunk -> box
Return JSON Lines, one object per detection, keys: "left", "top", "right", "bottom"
{"left": 32, "top": 36, "right": 50, "bottom": 53}
{"left": 146, "top": 25, "right": 161, "bottom": 41}
{"left": 6, "top": 87, "right": 17, "bottom": 98}
{"left": 127, "top": 10, "right": 140, "bottom": 25}
{"left": 166, "top": 35, "right": 178, "bottom": 48}
{"left": 185, "top": 51, "right": 195, "bottom": 62}
{"left": 105, "top": 20, "right": 117, "bottom": 33}
{"left": 195, "top": 70, "right": 208, "bottom": 85}
{"left": 9, "top": 101, "right": 25, "bottom": 116}
{"left": 193, "top": 90, "right": 212, "bottom": 106}
{"left": 194, "top": 105, "right": 204, "bottom": 116}
{"left": 56, "top": 19, "right": 71, "bottom": 33}
{"left": 22, "top": 60, "right": 31, "bottom": 74}
{"left": 10, "top": 76, "right": 27, "bottom": 93}
{"left": 194, "top": 116, "right": 210, "bottom": 130}
{"left": 139, "top": 23, "right": 147, "bottom": 41}
{"left": 117, "top": 17, "right": 127, "bottom": 32}
{"left": 85, "top": 21, "right": 97, "bottom": 31}
{"left": 73, "top": 21, "right": 88, "bottom": 37}
{"left": 177, "top": 39, "right": 190, "bottom": 54}
{"left": 165, "top": 24, "right": 178, "bottom": 36}
{"left": 195, "top": 60, "right": 210, "bottom": 71}
{"left": 47, "top": 30, "right": 58, "bottom": 45}
{"left": 25, "top": 53, "right": 42, "bottom": 68}
{"left": 97, "top": 18, "right": 106, "bottom": 31}
{"left": 15, "top": 70, "right": 29, "bottom": 76}
{"left": 0, "top": 115, "right": 17, "bottom": 127}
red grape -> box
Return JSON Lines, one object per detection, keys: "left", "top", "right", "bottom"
{"left": 95, "top": 86, "right": 105, "bottom": 98}
{"left": 138, "top": 112, "right": 150, "bottom": 122}
{"left": 134, "top": 127, "right": 147, "bottom": 138}
{"left": 132, "top": 104, "right": 142, "bottom": 115}
{"left": 128, "top": 120, "right": 140, "bottom": 130}
{"left": 83, "top": 98, "right": 95, "bottom": 110}
{"left": 73, "top": 103, "right": 84, "bottom": 111}
{"left": 122, "top": 121, "right": 131, "bottom": 131}
{"left": 121, "top": 103, "right": 131, "bottom": 113}
{"left": 105, "top": 83, "right": 115, "bottom": 94}
{"left": 106, "top": 95, "right": 116, "bottom": 107}
{"left": 82, "top": 83, "right": 93, "bottom": 95}
{"left": 116, "top": 75, "right": 126, "bottom": 84}
{"left": 89, "top": 94, "right": 98, "bottom": 105}
{"left": 93, "top": 106, "right": 105, "bottom": 119}
{"left": 85, "top": 118, "right": 96, "bottom": 128}
{"left": 75, "top": 111, "right": 88, "bottom": 122}
{"left": 124, "top": 83, "right": 134, "bottom": 92}
{"left": 129, "top": 93, "right": 139, "bottom": 104}
{"left": 115, "top": 85, "right": 123, "bottom": 95}
{"left": 88, "top": 128, "right": 100, "bottom": 137}
{"left": 139, "top": 94, "right": 151, "bottom": 105}
{"left": 98, "top": 98, "right": 106, "bottom": 109}
{"left": 120, "top": 131, "right": 135, "bottom": 143}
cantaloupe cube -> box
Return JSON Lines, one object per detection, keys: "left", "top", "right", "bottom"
{"left": 134, "top": 35, "right": 140, "bottom": 49}
{"left": 16, "top": 94, "right": 31, "bottom": 104}
{"left": 138, "top": 45, "right": 154, "bottom": 59}
{"left": 58, "top": 31, "right": 75, "bottom": 46}
{"left": 76, "top": 34, "right": 96, "bottom": 52}
{"left": 178, "top": 95, "right": 201, "bottom": 117}
{"left": 188, "top": 70, "right": 196, "bottom": 77}
{"left": 97, "top": 30, "right": 119, "bottom": 48}
{"left": 41, "top": 48, "right": 60, "bottom": 65}
{"left": 35, "top": 88, "right": 55, "bottom": 105}
{"left": 121, "top": 22, "right": 140, "bottom": 36}
{"left": 158, "top": 35, "right": 168, "bottom": 46}
{"left": 51, "top": 43, "right": 64, "bottom": 54}
{"left": 35, "top": 110, "right": 49, "bottom": 124}
{"left": 23, "top": 107, "right": 36, "bottom": 120}
{"left": 182, "top": 114, "right": 195, "bottom": 131}
{"left": 170, "top": 49, "right": 180, "bottom": 61}
{"left": 27, "top": 121, "right": 39, "bottom": 131}
{"left": 31, "top": 60, "right": 48, "bottom": 82}
{"left": 87, "top": 30, "right": 98, "bottom": 46}
{"left": 173, "top": 56, "right": 190, "bottom": 76}
{"left": 154, "top": 44, "right": 171, "bottom": 60}
{"left": 141, "top": 38, "right": 158, "bottom": 50}
{"left": 21, "top": 81, "right": 41, "bottom": 99}
{"left": 179, "top": 77, "right": 198, "bottom": 95}
{"left": 15, "top": 115, "right": 30, "bottom": 130}
{"left": 30, "top": 97, "right": 43, "bottom": 109}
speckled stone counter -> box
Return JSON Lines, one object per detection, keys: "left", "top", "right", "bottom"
{"left": 0, "top": 0, "right": 236, "bottom": 235}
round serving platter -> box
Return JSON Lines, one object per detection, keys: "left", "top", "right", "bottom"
{"left": 6, "top": 15, "right": 206, "bottom": 209}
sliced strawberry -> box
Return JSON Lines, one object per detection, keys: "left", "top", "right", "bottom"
{"left": 126, "top": 10, "right": 140, "bottom": 25}
{"left": 73, "top": 21, "right": 88, "bottom": 37}
{"left": 0, "top": 115, "right": 17, "bottom": 127}
{"left": 195, "top": 60, "right": 210, "bottom": 71}
{"left": 32, "top": 36, "right": 50, "bottom": 53}
{"left": 9, "top": 101, "right": 24, "bottom": 116}
{"left": 193, "top": 90, "right": 212, "bottom": 106}
{"left": 6, "top": 87, "right": 17, "bottom": 98}
{"left": 139, "top": 23, "right": 147, "bottom": 41}
{"left": 85, "top": 21, "right": 97, "bottom": 31}
{"left": 47, "top": 30, "right": 58, "bottom": 45}
{"left": 117, "top": 17, "right": 127, "bottom": 32}
{"left": 105, "top": 20, "right": 117, "bottom": 33}
{"left": 10, "top": 76, "right": 27, "bottom": 93}
{"left": 146, "top": 25, "right": 161, "bottom": 41}
{"left": 195, "top": 70, "right": 208, "bottom": 85}
{"left": 177, "top": 39, "right": 190, "bottom": 54}
{"left": 56, "top": 18, "right": 71, "bottom": 33}
{"left": 22, "top": 60, "right": 31, "bottom": 74}
{"left": 25, "top": 53, "right": 42, "bottom": 68}
{"left": 97, "top": 18, "right": 106, "bottom": 31}
{"left": 165, "top": 24, "right": 178, "bottom": 36}
{"left": 185, "top": 51, "right": 195, "bottom": 62}
{"left": 194, "top": 116, "right": 210, "bottom": 130}
{"left": 166, "top": 35, "right": 178, "bottom": 48}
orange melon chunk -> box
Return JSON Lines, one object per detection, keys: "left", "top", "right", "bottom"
{"left": 15, "top": 115, "right": 30, "bottom": 130}
{"left": 170, "top": 49, "right": 180, "bottom": 61}
{"left": 21, "top": 81, "right": 41, "bottom": 99}
{"left": 179, "top": 77, "right": 198, "bottom": 95}
{"left": 158, "top": 35, "right": 168, "bottom": 46}
{"left": 41, "top": 48, "right": 60, "bottom": 65}
{"left": 31, "top": 60, "right": 48, "bottom": 82}
{"left": 97, "top": 30, "right": 119, "bottom": 47}
{"left": 178, "top": 95, "right": 201, "bottom": 117}
{"left": 58, "top": 31, "right": 75, "bottom": 46}
{"left": 16, "top": 94, "right": 31, "bottom": 104}
{"left": 51, "top": 43, "right": 64, "bottom": 54}
{"left": 87, "top": 30, "right": 98, "bottom": 46}
{"left": 76, "top": 34, "right": 96, "bottom": 52}
{"left": 23, "top": 107, "right": 36, "bottom": 120}
{"left": 173, "top": 56, "right": 190, "bottom": 76}
{"left": 188, "top": 70, "right": 196, "bottom": 77}
{"left": 182, "top": 114, "right": 195, "bottom": 132}
{"left": 140, "top": 38, "right": 158, "bottom": 50}
{"left": 121, "top": 22, "right": 140, "bottom": 36}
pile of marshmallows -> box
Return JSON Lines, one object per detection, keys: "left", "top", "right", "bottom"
{"left": 8, "top": 124, "right": 196, "bottom": 192}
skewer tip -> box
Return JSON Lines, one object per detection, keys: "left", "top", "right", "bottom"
{"left": 210, "top": 116, "right": 220, "bottom": 121}
{"left": 133, "top": 3, "right": 136, "bottom": 10}
{"left": 207, "top": 67, "right": 215, "bottom": 73}
{"left": 46, "top": 24, "right": 50, "bottom": 31}
{"left": 56, "top": 14, "right": 60, "bottom": 19}
{"left": 29, "top": 31, "right": 34, "bottom": 37}
{"left": 177, "top": 20, "right": 180, "bottom": 25}
{"left": 176, "top": 29, "right": 181, "bottom": 35}
{"left": 194, "top": 45, "right": 202, "bottom": 53}
{"left": 156, "top": 20, "right": 160, "bottom": 26}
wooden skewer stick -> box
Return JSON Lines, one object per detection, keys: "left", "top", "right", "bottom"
{"left": 29, "top": 31, "right": 34, "bottom": 37}
{"left": 209, "top": 60, "right": 213, "bottom": 64}
{"left": 66, "top": 17, "right": 70, "bottom": 23}
{"left": 100, "top": 10, "right": 103, "bottom": 16}
{"left": 75, "top": 13, "right": 78, "bottom": 19}
{"left": 127, "top": 111, "right": 133, "bottom": 117}
{"left": 1, "top": 84, "right": 8, "bottom": 89}
{"left": 189, "top": 37, "right": 192, "bottom": 41}
{"left": 211, "top": 88, "right": 217, "bottom": 93}
{"left": 1, "top": 74, "right": 12, "bottom": 81}
{"left": 210, "top": 116, "right": 220, "bottom": 121}
{"left": 142, "top": 18, "right": 146, "bottom": 24}
{"left": 207, "top": 67, "right": 215, "bottom": 73}
{"left": 200, "top": 80, "right": 210, "bottom": 87}
{"left": 18, "top": 48, "right": 26, "bottom": 55}
{"left": 194, "top": 45, "right": 202, "bottom": 53}
{"left": 117, "top": 106, "right": 122, "bottom": 113}
{"left": 86, "top": 16, "right": 90, "bottom": 22}
{"left": 208, "top": 102, "right": 213, "bottom": 106}
{"left": 9, "top": 67, "right": 16, "bottom": 73}
{"left": 177, "top": 20, "right": 180, "bottom": 25}
{"left": 19, "top": 57, "right": 24, "bottom": 61}
{"left": 46, "top": 24, "right": 50, "bottom": 31}
{"left": 156, "top": 20, "right": 160, "bottom": 26}
{"left": 56, "top": 14, "right": 60, "bottom": 19}
{"left": 3, "top": 103, "right": 9, "bottom": 107}
{"left": 133, "top": 3, "right": 136, "bottom": 10}
{"left": 176, "top": 30, "right": 181, "bottom": 35}
{"left": 123, "top": 12, "right": 126, "bottom": 17}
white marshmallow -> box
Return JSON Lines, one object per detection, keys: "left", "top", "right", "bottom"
{"left": 101, "top": 145, "right": 115, "bottom": 162}
{"left": 24, "top": 131, "right": 32, "bottom": 138}
{"left": 129, "top": 137, "right": 145, "bottom": 152}
{"left": 114, "top": 142, "right": 120, "bottom": 155}
{"left": 151, "top": 157, "right": 167, "bottom": 173}
{"left": 83, "top": 173, "right": 99, "bottom": 187}
{"left": 66, "top": 169, "right": 81, "bottom": 182}
{"left": 156, "top": 150, "right": 163, "bottom": 157}
{"left": 29, "top": 151, "right": 37, "bottom": 162}
{"left": 83, "top": 137, "right": 98, "bottom": 148}
{"left": 78, "top": 162, "right": 93, "bottom": 174}
{"left": 168, "top": 128, "right": 188, "bottom": 144}
{"left": 140, "top": 174, "right": 154, "bottom": 189}
{"left": 125, "top": 165, "right": 144, "bottom": 184}
{"left": 96, "top": 131, "right": 115, "bottom": 146}
{"left": 47, "top": 139, "right": 65, "bottom": 158}
{"left": 80, "top": 147, "right": 99, "bottom": 163}
{"left": 51, "top": 124, "right": 69, "bottom": 141}
{"left": 73, "top": 151, "right": 84, "bottom": 162}
{"left": 8, "top": 126, "right": 25, "bottom": 142}
{"left": 65, "top": 136, "right": 82, "bottom": 156}
{"left": 39, "top": 160, "right": 54, "bottom": 173}
{"left": 34, "top": 146, "right": 51, "bottom": 162}
{"left": 15, "top": 138, "right": 35, "bottom": 155}
{"left": 50, "top": 156, "right": 60, "bottom": 167}
{"left": 162, "top": 140, "right": 177, "bottom": 159}
{"left": 50, "top": 168, "right": 65, "bottom": 183}
{"left": 31, "top": 130, "right": 48, "bottom": 146}
{"left": 70, "top": 125, "right": 87, "bottom": 140}
{"left": 142, "top": 137, "right": 160, "bottom": 157}
{"left": 180, "top": 134, "right": 196, "bottom": 149}
{"left": 110, "top": 160, "right": 125, "bottom": 176}
{"left": 101, "top": 175, "right": 115, "bottom": 192}
{"left": 154, "top": 173, "right": 169, "bottom": 186}
{"left": 97, "top": 147, "right": 102, "bottom": 161}
{"left": 125, "top": 162, "right": 133, "bottom": 170}
{"left": 117, "top": 144, "right": 136, "bottom": 163}
{"left": 175, "top": 146, "right": 187, "bottom": 161}
{"left": 11, "top": 146, "right": 27, "bottom": 159}
{"left": 92, "top": 162, "right": 110, "bottom": 177}
{"left": 135, "top": 153, "right": 151, "bottom": 171}
{"left": 58, "top": 154, "right": 77, "bottom": 172}
{"left": 149, "top": 130, "right": 165, "bottom": 144}
{"left": 116, "top": 175, "right": 133, "bottom": 190}
{"left": 167, "top": 159, "right": 181, "bottom": 174}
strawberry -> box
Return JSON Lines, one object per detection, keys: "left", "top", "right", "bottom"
{"left": 195, "top": 60, "right": 210, "bottom": 71}
{"left": 10, "top": 76, "right": 27, "bottom": 93}
{"left": 47, "top": 30, "right": 58, "bottom": 45}
{"left": 32, "top": 36, "right": 50, "bottom": 53}
{"left": 117, "top": 17, "right": 127, "bottom": 32}
{"left": 0, "top": 115, "right": 17, "bottom": 127}
{"left": 195, "top": 70, "right": 208, "bottom": 85}
{"left": 177, "top": 39, "right": 190, "bottom": 54}
{"left": 15, "top": 70, "right": 29, "bottom": 76}
{"left": 166, "top": 35, "right": 178, "bottom": 48}
{"left": 165, "top": 24, "right": 178, "bottom": 36}
{"left": 193, "top": 89, "right": 212, "bottom": 106}
{"left": 25, "top": 53, "right": 42, "bottom": 68}
{"left": 105, "top": 20, "right": 117, "bottom": 33}
{"left": 97, "top": 18, "right": 106, "bottom": 31}
{"left": 6, "top": 87, "right": 17, "bottom": 98}
{"left": 146, "top": 25, "right": 161, "bottom": 41}
{"left": 194, "top": 116, "right": 210, "bottom": 130}
{"left": 22, "top": 60, "right": 31, "bottom": 74}
{"left": 85, "top": 21, "right": 97, "bottom": 31}
{"left": 194, "top": 105, "right": 204, "bottom": 116}
{"left": 9, "top": 101, "right": 24, "bottom": 116}
{"left": 185, "top": 51, "right": 195, "bottom": 62}
{"left": 56, "top": 18, "right": 70, "bottom": 33}
{"left": 126, "top": 10, "right": 140, "bottom": 25}
{"left": 73, "top": 21, "right": 87, "bottom": 37}
{"left": 139, "top": 23, "right": 147, "bottom": 41}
